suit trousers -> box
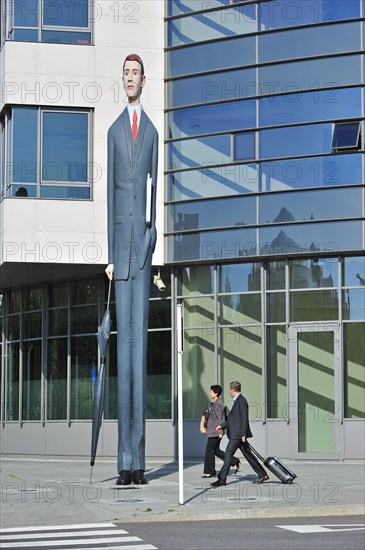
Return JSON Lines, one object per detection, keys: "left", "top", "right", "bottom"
{"left": 204, "top": 437, "right": 240, "bottom": 475}
{"left": 115, "top": 248, "right": 152, "bottom": 473}
{"left": 218, "top": 439, "right": 267, "bottom": 481}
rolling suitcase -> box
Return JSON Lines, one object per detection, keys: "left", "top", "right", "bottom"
{"left": 248, "top": 443, "right": 297, "bottom": 484}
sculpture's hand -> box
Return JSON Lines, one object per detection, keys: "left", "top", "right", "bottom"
{"left": 105, "top": 264, "right": 114, "bottom": 280}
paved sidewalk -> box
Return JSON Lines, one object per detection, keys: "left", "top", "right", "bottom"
{"left": 0, "top": 457, "right": 364, "bottom": 527}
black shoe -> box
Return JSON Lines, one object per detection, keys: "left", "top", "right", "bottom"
{"left": 232, "top": 460, "right": 240, "bottom": 474}
{"left": 201, "top": 473, "right": 216, "bottom": 478}
{"left": 211, "top": 479, "right": 226, "bottom": 487}
{"left": 253, "top": 475, "right": 269, "bottom": 484}
{"left": 133, "top": 470, "right": 148, "bottom": 485}
{"left": 116, "top": 470, "right": 132, "bottom": 486}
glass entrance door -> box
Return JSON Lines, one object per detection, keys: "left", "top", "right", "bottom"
{"left": 288, "top": 324, "right": 340, "bottom": 459}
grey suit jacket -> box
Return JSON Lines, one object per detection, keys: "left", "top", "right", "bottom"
{"left": 107, "top": 107, "right": 158, "bottom": 280}
{"left": 221, "top": 393, "right": 253, "bottom": 440}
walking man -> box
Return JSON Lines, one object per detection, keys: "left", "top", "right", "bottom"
{"left": 211, "top": 380, "right": 269, "bottom": 486}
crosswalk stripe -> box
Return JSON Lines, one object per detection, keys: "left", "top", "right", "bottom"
{"left": 0, "top": 529, "right": 130, "bottom": 541}
{"left": 74, "top": 547, "right": 158, "bottom": 550}
{"left": 0, "top": 523, "right": 113, "bottom": 534}
{"left": 0, "top": 536, "right": 142, "bottom": 548}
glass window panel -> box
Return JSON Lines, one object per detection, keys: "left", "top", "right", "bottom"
{"left": 260, "top": 221, "right": 363, "bottom": 257}
{"left": 49, "top": 309, "right": 68, "bottom": 336}
{"left": 234, "top": 132, "right": 255, "bottom": 160}
{"left": 332, "top": 122, "right": 361, "bottom": 150}
{"left": 167, "top": 68, "right": 256, "bottom": 108}
{"left": 71, "top": 336, "right": 97, "bottom": 420}
{"left": 343, "top": 289, "right": 365, "bottom": 320}
{"left": 71, "top": 305, "right": 98, "bottom": 334}
{"left": 259, "top": 187, "right": 362, "bottom": 225}
{"left": 168, "top": 163, "right": 258, "bottom": 200}
{"left": 22, "top": 340, "right": 41, "bottom": 420}
{"left": 166, "top": 227, "right": 257, "bottom": 262}
{"left": 267, "top": 326, "right": 287, "bottom": 418}
{"left": 267, "top": 292, "right": 285, "bottom": 322}
{"left": 23, "top": 287, "right": 42, "bottom": 310}
{"left": 40, "top": 185, "right": 90, "bottom": 199}
{"left": 183, "top": 327, "right": 215, "bottom": 419}
{"left": 168, "top": 99, "right": 256, "bottom": 139}
{"left": 149, "top": 299, "right": 171, "bottom": 329}
{"left": 290, "top": 258, "right": 339, "bottom": 289}
{"left": 183, "top": 296, "right": 215, "bottom": 328}
{"left": 146, "top": 330, "right": 172, "bottom": 419}
{"left": 24, "top": 311, "right": 42, "bottom": 339}
{"left": 343, "top": 256, "right": 365, "bottom": 287}
{"left": 290, "top": 290, "right": 339, "bottom": 321}
{"left": 260, "top": 123, "right": 333, "bottom": 159}
{"left": 47, "top": 338, "right": 67, "bottom": 419}
{"left": 9, "top": 290, "right": 20, "bottom": 313}
{"left": 259, "top": 55, "right": 361, "bottom": 95}
{"left": 344, "top": 322, "right": 365, "bottom": 418}
{"left": 259, "top": 22, "right": 360, "bottom": 63}
{"left": 43, "top": 0, "right": 89, "bottom": 27}
{"left": 12, "top": 108, "right": 38, "bottom": 183}
{"left": 267, "top": 260, "right": 286, "bottom": 290}
{"left": 260, "top": 153, "right": 364, "bottom": 192}
{"left": 168, "top": 0, "right": 231, "bottom": 16}
{"left": 179, "top": 265, "right": 214, "bottom": 295}
{"left": 220, "top": 325, "right": 263, "bottom": 419}
{"left": 260, "top": 88, "right": 362, "bottom": 128}
{"left": 12, "top": 184, "right": 37, "bottom": 197}
{"left": 14, "top": 0, "right": 38, "bottom": 26}
{"left": 169, "top": 4, "right": 256, "bottom": 46}
{"left": 167, "top": 195, "right": 256, "bottom": 232}
{"left": 42, "top": 112, "right": 88, "bottom": 182}
{"left": 71, "top": 279, "right": 97, "bottom": 305}
{"left": 6, "top": 342, "right": 19, "bottom": 421}
{"left": 169, "top": 134, "right": 232, "bottom": 170}
{"left": 49, "top": 283, "right": 68, "bottom": 307}
{"left": 168, "top": 35, "right": 255, "bottom": 77}
{"left": 13, "top": 28, "right": 38, "bottom": 40}
{"left": 218, "top": 293, "right": 261, "bottom": 324}
{"left": 41, "top": 30, "right": 91, "bottom": 44}
{"left": 259, "top": 0, "right": 360, "bottom": 30}
{"left": 219, "top": 263, "right": 260, "bottom": 293}
{"left": 7, "top": 315, "right": 20, "bottom": 341}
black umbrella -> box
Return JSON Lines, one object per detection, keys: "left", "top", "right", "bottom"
{"left": 90, "top": 278, "right": 112, "bottom": 483}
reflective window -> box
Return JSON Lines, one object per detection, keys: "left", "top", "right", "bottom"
{"left": 259, "top": 221, "right": 363, "bottom": 257}
{"left": 290, "top": 290, "right": 339, "bottom": 321}
{"left": 259, "top": 0, "right": 360, "bottom": 30}
{"left": 168, "top": 0, "right": 231, "bottom": 16}
{"left": 219, "top": 263, "right": 260, "bottom": 292}
{"left": 259, "top": 88, "right": 362, "bottom": 128}
{"left": 71, "top": 336, "right": 97, "bottom": 420}
{"left": 290, "top": 258, "right": 339, "bottom": 289}
{"left": 168, "top": 99, "right": 256, "bottom": 139}
{"left": 168, "top": 4, "right": 256, "bottom": 46}
{"left": 219, "top": 293, "right": 261, "bottom": 324}
{"left": 168, "top": 163, "right": 259, "bottom": 201}
{"left": 259, "top": 55, "right": 361, "bottom": 96}
{"left": 234, "top": 132, "right": 255, "bottom": 160}
{"left": 167, "top": 35, "right": 255, "bottom": 77}
{"left": 43, "top": 0, "right": 89, "bottom": 27}
{"left": 167, "top": 195, "right": 256, "bottom": 232}
{"left": 183, "top": 296, "right": 215, "bottom": 328}
{"left": 344, "top": 322, "right": 365, "bottom": 418}
{"left": 12, "top": 108, "right": 38, "bottom": 184}
{"left": 179, "top": 265, "right": 215, "bottom": 295}
{"left": 167, "top": 67, "right": 256, "bottom": 108}
{"left": 166, "top": 227, "right": 257, "bottom": 262}
{"left": 169, "top": 134, "right": 232, "bottom": 170}
{"left": 259, "top": 123, "right": 333, "bottom": 159}
{"left": 267, "top": 292, "right": 286, "bottom": 322}
{"left": 267, "top": 260, "right": 286, "bottom": 290}
{"left": 343, "top": 289, "right": 365, "bottom": 320}
{"left": 259, "top": 187, "right": 362, "bottom": 225}
{"left": 260, "top": 153, "right": 364, "bottom": 192}
{"left": 146, "top": 331, "right": 171, "bottom": 419}
{"left": 332, "top": 122, "right": 361, "bottom": 151}
{"left": 6, "top": 343, "right": 20, "bottom": 421}
{"left": 343, "top": 256, "right": 365, "bottom": 287}
{"left": 267, "top": 326, "right": 287, "bottom": 418}
{"left": 22, "top": 340, "right": 41, "bottom": 420}
{"left": 259, "top": 22, "right": 360, "bottom": 63}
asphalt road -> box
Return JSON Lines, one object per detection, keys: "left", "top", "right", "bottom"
{"left": 122, "top": 515, "right": 365, "bottom": 550}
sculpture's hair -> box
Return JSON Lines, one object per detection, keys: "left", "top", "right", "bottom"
{"left": 123, "top": 53, "right": 144, "bottom": 75}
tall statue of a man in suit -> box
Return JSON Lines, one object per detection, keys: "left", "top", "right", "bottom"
{"left": 105, "top": 53, "right": 158, "bottom": 486}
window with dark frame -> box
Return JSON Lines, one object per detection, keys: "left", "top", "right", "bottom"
{"left": 332, "top": 121, "right": 361, "bottom": 151}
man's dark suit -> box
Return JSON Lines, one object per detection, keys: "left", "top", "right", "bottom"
{"left": 218, "top": 393, "right": 267, "bottom": 482}
{"left": 107, "top": 106, "right": 158, "bottom": 473}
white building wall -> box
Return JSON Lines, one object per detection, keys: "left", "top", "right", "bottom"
{"left": 0, "top": 0, "right": 165, "bottom": 270}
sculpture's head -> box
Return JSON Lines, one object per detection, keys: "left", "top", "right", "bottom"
{"left": 123, "top": 53, "right": 145, "bottom": 104}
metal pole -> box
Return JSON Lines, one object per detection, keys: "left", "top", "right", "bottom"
{"left": 176, "top": 301, "right": 184, "bottom": 505}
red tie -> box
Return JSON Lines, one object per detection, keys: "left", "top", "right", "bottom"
{"left": 132, "top": 109, "right": 138, "bottom": 142}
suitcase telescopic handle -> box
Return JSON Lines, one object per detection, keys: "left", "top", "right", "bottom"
{"left": 248, "top": 442, "right": 265, "bottom": 463}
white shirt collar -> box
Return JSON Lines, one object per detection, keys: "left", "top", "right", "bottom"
{"left": 127, "top": 104, "right": 142, "bottom": 127}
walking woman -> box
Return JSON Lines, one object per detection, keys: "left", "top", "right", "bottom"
{"left": 202, "top": 385, "right": 240, "bottom": 478}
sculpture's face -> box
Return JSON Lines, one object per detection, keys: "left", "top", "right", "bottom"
{"left": 123, "top": 60, "right": 145, "bottom": 102}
